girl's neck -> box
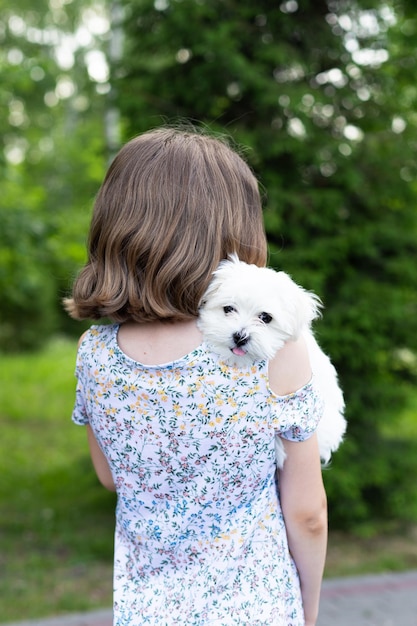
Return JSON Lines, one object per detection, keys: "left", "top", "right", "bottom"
{"left": 117, "top": 319, "right": 202, "bottom": 365}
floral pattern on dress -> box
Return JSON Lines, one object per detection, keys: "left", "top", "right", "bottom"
{"left": 72, "top": 324, "right": 323, "bottom": 626}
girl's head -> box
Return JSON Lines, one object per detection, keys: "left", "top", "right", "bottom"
{"left": 65, "top": 126, "right": 267, "bottom": 323}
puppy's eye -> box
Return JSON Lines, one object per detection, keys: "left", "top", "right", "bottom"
{"left": 259, "top": 312, "right": 272, "bottom": 324}
{"left": 223, "top": 305, "right": 236, "bottom": 315}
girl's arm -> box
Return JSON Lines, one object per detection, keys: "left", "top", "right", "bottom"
{"left": 279, "top": 435, "right": 327, "bottom": 626}
{"left": 77, "top": 332, "right": 116, "bottom": 493}
{"left": 269, "top": 337, "right": 327, "bottom": 626}
{"left": 86, "top": 425, "right": 116, "bottom": 492}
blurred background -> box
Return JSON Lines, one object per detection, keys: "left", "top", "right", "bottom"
{"left": 1, "top": 0, "right": 417, "bottom": 621}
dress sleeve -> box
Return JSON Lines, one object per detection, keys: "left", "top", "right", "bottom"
{"left": 272, "top": 378, "right": 324, "bottom": 442}
{"left": 71, "top": 341, "right": 90, "bottom": 426}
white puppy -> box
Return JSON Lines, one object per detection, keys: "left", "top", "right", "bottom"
{"left": 198, "top": 255, "right": 346, "bottom": 468}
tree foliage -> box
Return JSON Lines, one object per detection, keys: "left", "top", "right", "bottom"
{"left": 0, "top": 0, "right": 108, "bottom": 349}
{"left": 114, "top": 0, "right": 417, "bottom": 527}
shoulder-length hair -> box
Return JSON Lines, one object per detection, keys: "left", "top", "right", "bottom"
{"left": 64, "top": 127, "right": 267, "bottom": 322}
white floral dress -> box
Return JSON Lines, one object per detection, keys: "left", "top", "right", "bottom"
{"left": 72, "top": 324, "right": 323, "bottom": 626}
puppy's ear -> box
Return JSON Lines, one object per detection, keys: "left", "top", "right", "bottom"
{"left": 199, "top": 277, "right": 219, "bottom": 308}
{"left": 198, "top": 263, "right": 226, "bottom": 308}
{"left": 275, "top": 272, "right": 322, "bottom": 338}
{"left": 201, "top": 257, "right": 235, "bottom": 304}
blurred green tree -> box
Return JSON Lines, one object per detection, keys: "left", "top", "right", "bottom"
{"left": 0, "top": 0, "right": 109, "bottom": 349}
{"left": 113, "top": 0, "right": 417, "bottom": 527}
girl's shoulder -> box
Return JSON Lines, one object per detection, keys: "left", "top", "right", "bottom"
{"left": 267, "top": 336, "right": 312, "bottom": 397}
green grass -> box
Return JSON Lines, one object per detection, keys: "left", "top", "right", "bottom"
{"left": 0, "top": 337, "right": 115, "bottom": 622}
{"left": 325, "top": 525, "right": 417, "bottom": 578}
{"left": 1, "top": 338, "right": 417, "bottom": 622}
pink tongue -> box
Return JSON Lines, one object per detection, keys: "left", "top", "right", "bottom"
{"left": 232, "top": 347, "right": 247, "bottom": 356}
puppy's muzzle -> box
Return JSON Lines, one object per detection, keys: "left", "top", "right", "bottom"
{"left": 233, "top": 331, "right": 249, "bottom": 348}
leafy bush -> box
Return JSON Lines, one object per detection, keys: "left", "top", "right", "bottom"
{"left": 0, "top": 186, "right": 58, "bottom": 351}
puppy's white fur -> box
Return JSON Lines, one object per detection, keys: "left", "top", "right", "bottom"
{"left": 198, "top": 255, "right": 346, "bottom": 468}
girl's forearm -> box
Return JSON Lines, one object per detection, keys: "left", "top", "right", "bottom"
{"left": 286, "top": 512, "right": 328, "bottom": 625}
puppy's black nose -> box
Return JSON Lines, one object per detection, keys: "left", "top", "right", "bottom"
{"left": 233, "top": 331, "right": 249, "bottom": 347}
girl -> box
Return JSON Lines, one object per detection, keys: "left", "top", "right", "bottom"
{"left": 65, "top": 127, "right": 327, "bottom": 626}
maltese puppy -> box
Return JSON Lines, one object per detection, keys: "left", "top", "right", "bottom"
{"left": 198, "top": 255, "right": 346, "bottom": 468}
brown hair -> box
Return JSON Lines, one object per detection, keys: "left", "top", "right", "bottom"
{"left": 64, "top": 127, "right": 267, "bottom": 322}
